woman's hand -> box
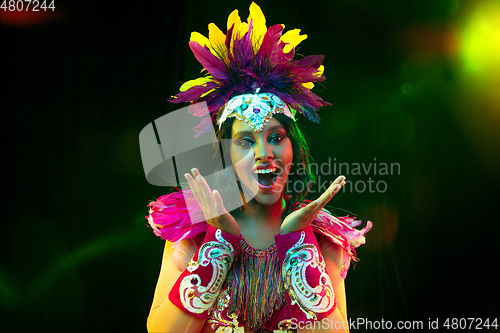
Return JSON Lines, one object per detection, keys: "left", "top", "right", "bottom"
{"left": 280, "top": 175, "right": 346, "bottom": 235}
{"left": 184, "top": 168, "right": 240, "bottom": 236}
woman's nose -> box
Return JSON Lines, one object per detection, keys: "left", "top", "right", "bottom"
{"left": 254, "top": 142, "right": 274, "bottom": 161}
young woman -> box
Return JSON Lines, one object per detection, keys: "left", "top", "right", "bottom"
{"left": 145, "top": 3, "right": 371, "bottom": 332}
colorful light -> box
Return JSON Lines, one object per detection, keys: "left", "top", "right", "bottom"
{"left": 459, "top": 2, "right": 500, "bottom": 80}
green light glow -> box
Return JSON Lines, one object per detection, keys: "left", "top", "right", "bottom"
{"left": 460, "top": 2, "right": 500, "bottom": 78}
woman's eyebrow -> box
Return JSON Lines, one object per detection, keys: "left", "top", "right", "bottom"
{"left": 233, "top": 130, "right": 255, "bottom": 138}
{"left": 265, "top": 125, "right": 285, "bottom": 132}
{"left": 233, "top": 125, "right": 285, "bottom": 138}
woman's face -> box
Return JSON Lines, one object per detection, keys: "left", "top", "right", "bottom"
{"left": 230, "top": 117, "right": 293, "bottom": 206}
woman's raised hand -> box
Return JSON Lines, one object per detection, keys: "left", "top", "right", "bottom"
{"left": 184, "top": 168, "right": 240, "bottom": 236}
{"left": 280, "top": 175, "right": 346, "bottom": 235}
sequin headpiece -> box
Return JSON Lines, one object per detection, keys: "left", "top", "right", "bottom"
{"left": 170, "top": 2, "right": 330, "bottom": 136}
{"left": 218, "top": 90, "right": 295, "bottom": 132}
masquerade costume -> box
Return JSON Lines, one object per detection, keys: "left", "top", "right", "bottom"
{"left": 145, "top": 2, "right": 371, "bottom": 332}
{"left": 147, "top": 192, "right": 371, "bottom": 332}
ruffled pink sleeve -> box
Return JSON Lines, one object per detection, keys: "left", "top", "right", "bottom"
{"left": 145, "top": 188, "right": 209, "bottom": 242}
{"left": 311, "top": 208, "right": 372, "bottom": 279}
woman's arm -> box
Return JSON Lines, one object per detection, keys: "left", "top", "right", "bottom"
{"left": 147, "top": 169, "right": 242, "bottom": 332}
{"left": 147, "top": 240, "right": 207, "bottom": 333}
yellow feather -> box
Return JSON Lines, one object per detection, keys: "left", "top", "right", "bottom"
{"left": 190, "top": 31, "right": 209, "bottom": 47}
{"left": 200, "top": 88, "right": 215, "bottom": 98}
{"left": 283, "top": 43, "right": 292, "bottom": 54}
{"left": 315, "top": 65, "right": 325, "bottom": 77}
{"left": 280, "top": 29, "right": 308, "bottom": 53}
{"left": 179, "top": 77, "right": 213, "bottom": 92}
{"left": 302, "top": 82, "right": 314, "bottom": 90}
{"left": 227, "top": 9, "right": 241, "bottom": 34}
{"left": 248, "top": 2, "right": 267, "bottom": 49}
{"left": 227, "top": 9, "right": 241, "bottom": 54}
{"left": 249, "top": 2, "right": 265, "bottom": 25}
{"left": 302, "top": 66, "right": 325, "bottom": 90}
{"left": 208, "top": 23, "right": 227, "bottom": 60}
{"left": 208, "top": 23, "right": 226, "bottom": 47}
{"left": 238, "top": 22, "right": 249, "bottom": 39}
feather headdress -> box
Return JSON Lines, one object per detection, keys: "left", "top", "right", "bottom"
{"left": 170, "top": 2, "right": 330, "bottom": 136}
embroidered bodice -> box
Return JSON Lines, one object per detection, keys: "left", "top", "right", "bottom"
{"left": 146, "top": 189, "right": 372, "bottom": 332}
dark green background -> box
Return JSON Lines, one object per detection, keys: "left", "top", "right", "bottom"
{"left": 2, "top": 0, "right": 499, "bottom": 332}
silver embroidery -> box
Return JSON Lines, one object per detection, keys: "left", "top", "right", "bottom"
{"left": 208, "top": 309, "right": 239, "bottom": 332}
{"left": 282, "top": 231, "right": 335, "bottom": 319}
{"left": 180, "top": 229, "right": 235, "bottom": 313}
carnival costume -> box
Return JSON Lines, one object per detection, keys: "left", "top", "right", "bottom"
{"left": 145, "top": 3, "right": 372, "bottom": 332}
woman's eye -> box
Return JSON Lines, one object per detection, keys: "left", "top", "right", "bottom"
{"left": 238, "top": 139, "right": 254, "bottom": 148}
{"left": 269, "top": 135, "right": 283, "bottom": 143}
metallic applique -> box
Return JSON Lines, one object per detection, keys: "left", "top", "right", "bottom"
{"left": 208, "top": 309, "right": 239, "bottom": 332}
{"left": 179, "top": 229, "right": 235, "bottom": 314}
{"left": 278, "top": 319, "right": 296, "bottom": 332}
{"left": 218, "top": 92, "right": 295, "bottom": 132}
{"left": 217, "top": 290, "right": 231, "bottom": 311}
{"left": 282, "top": 231, "right": 335, "bottom": 319}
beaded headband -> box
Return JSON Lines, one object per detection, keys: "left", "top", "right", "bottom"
{"left": 218, "top": 91, "right": 295, "bottom": 132}
{"left": 169, "top": 2, "right": 329, "bottom": 136}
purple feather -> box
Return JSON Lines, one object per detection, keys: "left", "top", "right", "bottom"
{"left": 291, "top": 54, "right": 325, "bottom": 69}
{"left": 256, "top": 24, "right": 283, "bottom": 59}
{"left": 189, "top": 42, "right": 230, "bottom": 80}
{"left": 170, "top": 82, "right": 218, "bottom": 104}
{"left": 193, "top": 116, "right": 214, "bottom": 138}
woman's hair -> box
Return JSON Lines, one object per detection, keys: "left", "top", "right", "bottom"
{"left": 215, "top": 113, "right": 316, "bottom": 212}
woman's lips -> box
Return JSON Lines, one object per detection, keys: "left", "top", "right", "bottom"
{"left": 248, "top": 163, "right": 282, "bottom": 192}
{"left": 252, "top": 163, "right": 279, "bottom": 173}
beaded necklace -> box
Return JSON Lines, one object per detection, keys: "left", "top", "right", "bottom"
{"left": 211, "top": 238, "right": 287, "bottom": 331}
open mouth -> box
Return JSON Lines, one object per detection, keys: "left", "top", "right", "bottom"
{"left": 254, "top": 167, "right": 280, "bottom": 190}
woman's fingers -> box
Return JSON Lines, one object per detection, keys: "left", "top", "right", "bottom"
{"left": 305, "top": 198, "right": 322, "bottom": 213}
{"left": 188, "top": 169, "right": 202, "bottom": 198}
{"left": 212, "top": 190, "right": 226, "bottom": 216}
{"left": 191, "top": 168, "right": 201, "bottom": 178}
{"left": 196, "top": 174, "right": 215, "bottom": 207}
{"left": 298, "top": 199, "right": 321, "bottom": 221}
{"left": 186, "top": 168, "right": 226, "bottom": 220}
{"left": 184, "top": 169, "right": 211, "bottom": 208}
{"left": 295, "top": 176, "right": 346, "bottom": 222}
{"left": 184, "top": 168, "right": 239, "bottom": 235}
{"left": 316, "top": 175, "right": 346, "bottom": 208}
{"left": 281, "top": 177, "right": 346, "bottom": 235}
{"left": 184, "top": 173, "right": 202, "bottom": 202}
